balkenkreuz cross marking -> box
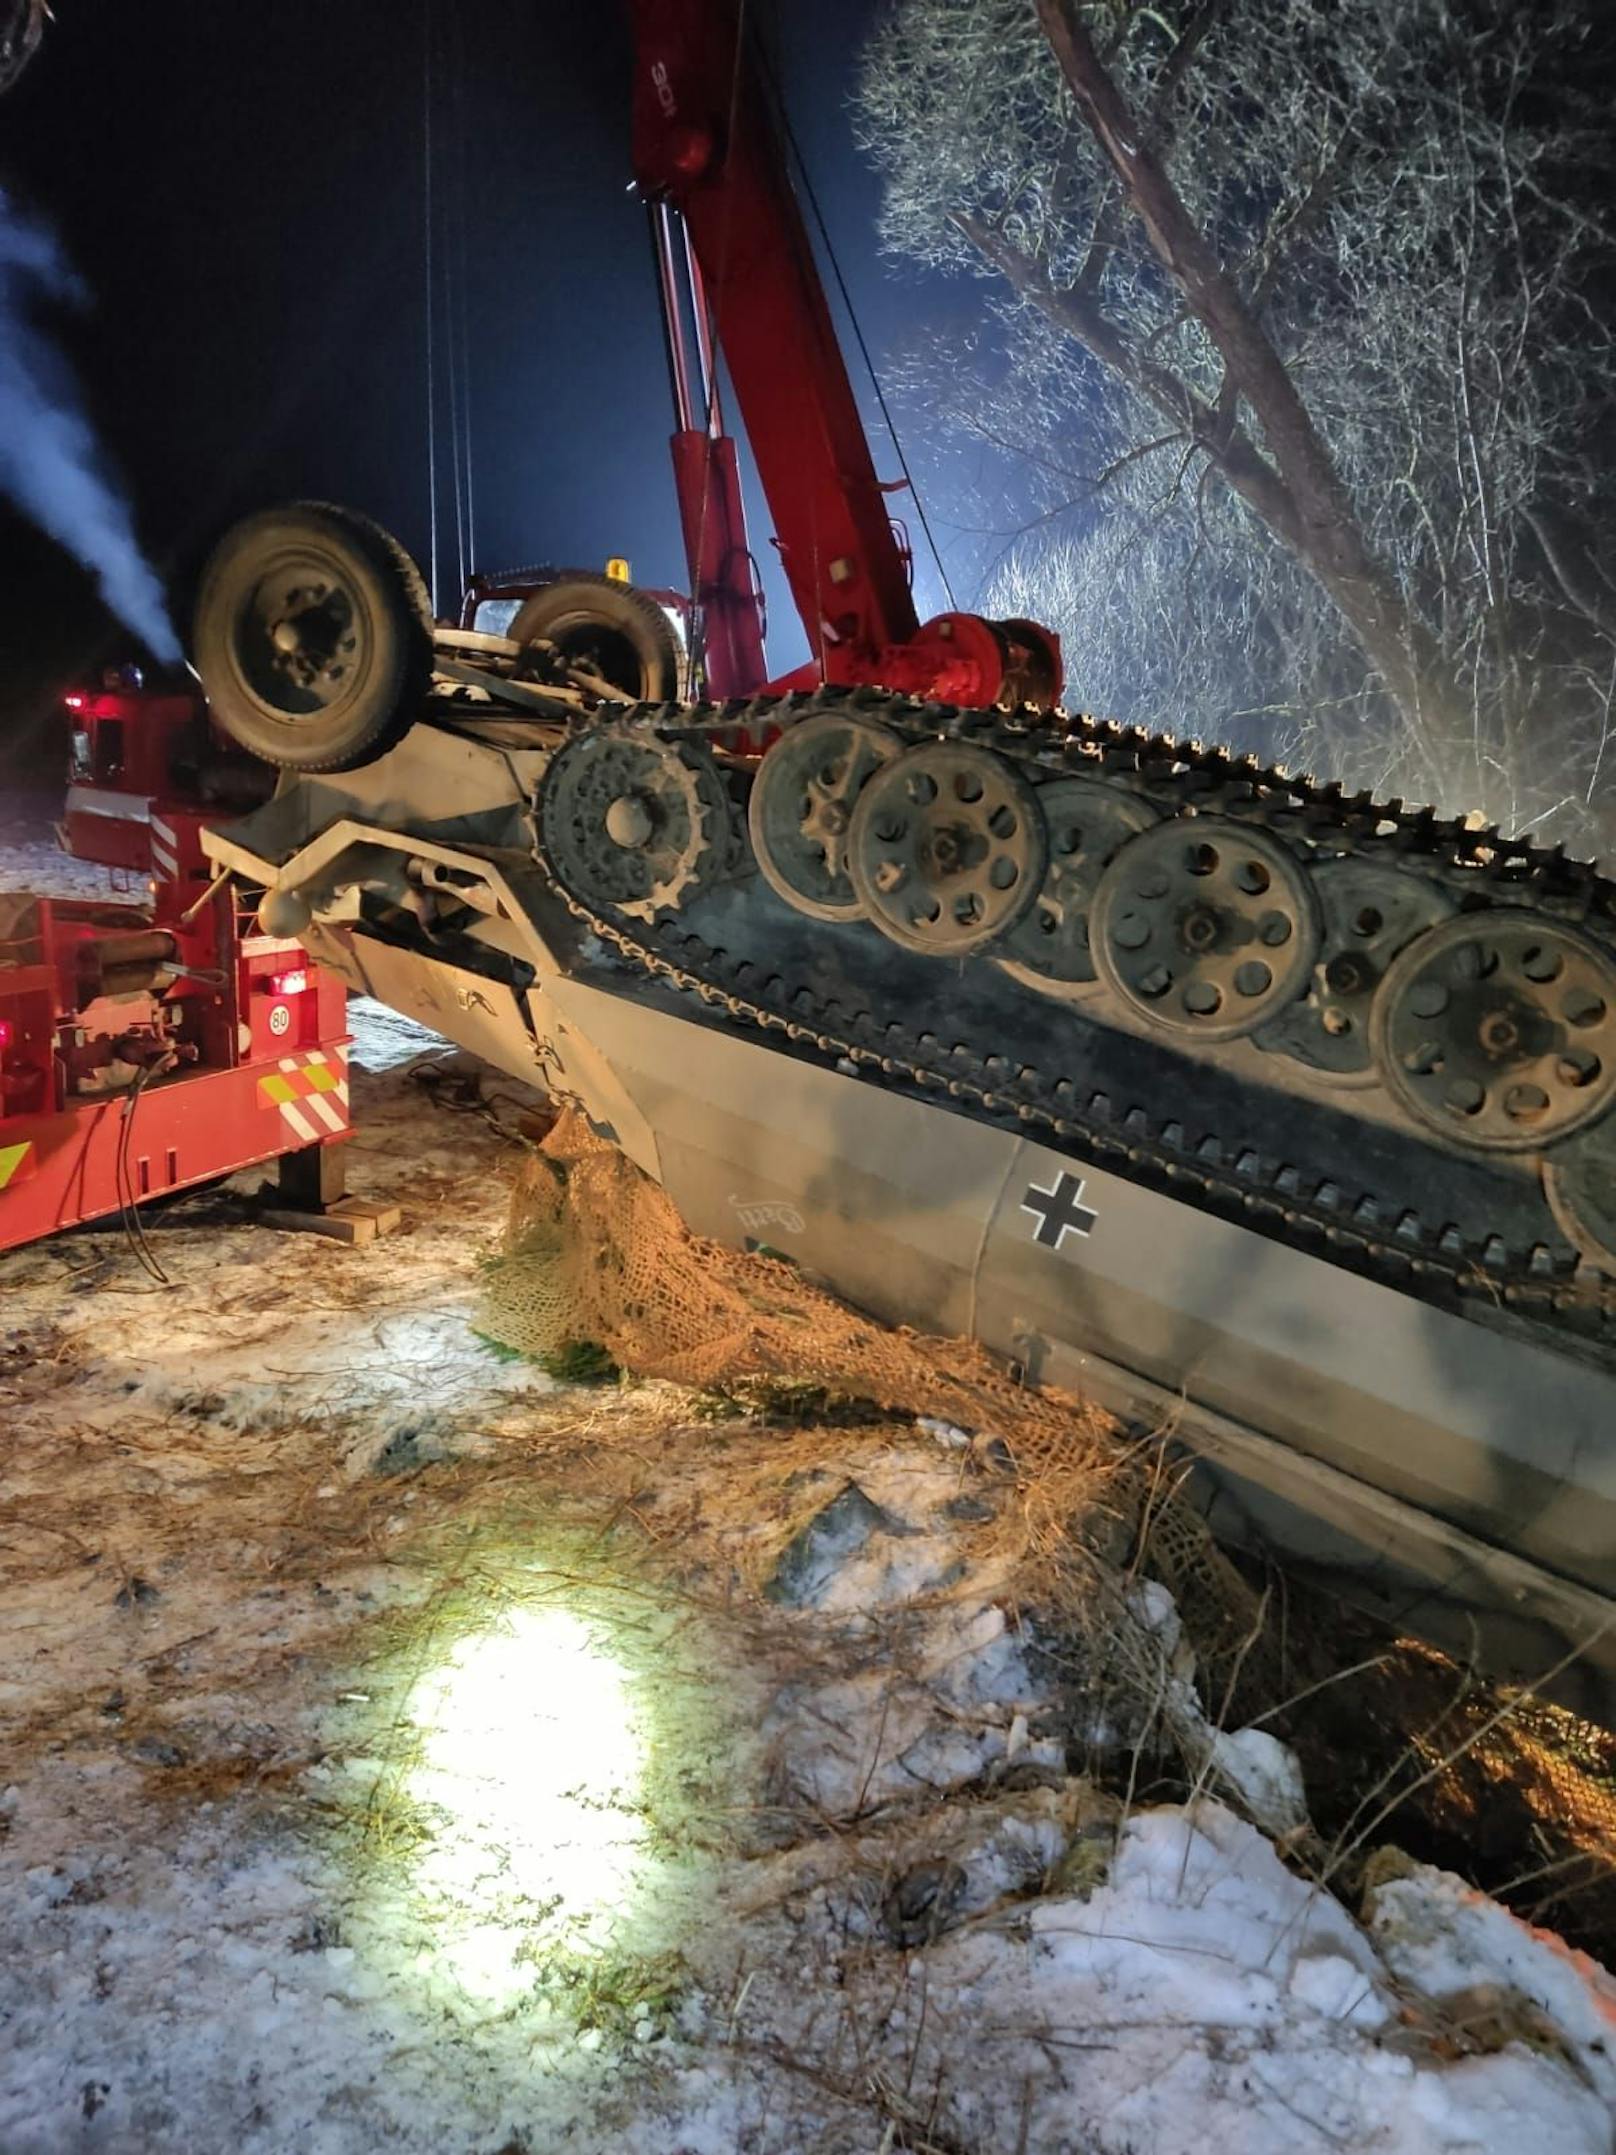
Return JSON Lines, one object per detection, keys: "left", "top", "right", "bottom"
{"left": 1021, "top": 1170, "right": 1098, "bottom": 1250}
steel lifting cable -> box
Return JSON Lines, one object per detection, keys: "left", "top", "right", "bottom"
{"left": 423, "top": 0, "right": 478, "bottom": 607}
{"left": 681, "top": 0, "right": 754, "bottom": 691}
{"left": 444, "top": 222, "right": 468, "bottom": 601}
{"left": 441, "top": 5, "right": 468, "bottom": 598}
{"left": 437, "top": 0, "right": 467, "bottom": 602}
{"left": 450, "top": 0, "right": 478, "bottom": 577}
{"left": 422, "top": 0, "right": 442, "bottom": 614}
{"left": 755, "top": 13, "right": 957, "bottom": 615}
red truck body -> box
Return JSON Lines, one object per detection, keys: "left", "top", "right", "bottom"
{"left": 0, "top": 679, "right": 350, "bottom": 1251}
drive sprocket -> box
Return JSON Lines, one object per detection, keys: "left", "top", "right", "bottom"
{"left": 1090, "top": 817, "right": 1320, "bottom": 1042}
{"left": 1371, "top": 913, "right": 1616, "bottom": 1151}
{"left": 998, "top": 775, "right": 1158, "bottom": 996}
{"left": 847, "top": 740, "right": 1046, "bottom": 956}
{"left": 539, "top": 722, "right": 730, "bottom": 922}
{"left": 747, "top": 709, "right": 901, "bottom": 921}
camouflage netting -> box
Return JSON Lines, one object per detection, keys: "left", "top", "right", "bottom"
{"left": 480, "top": 1111, "right": 1616, "bottom": 1935}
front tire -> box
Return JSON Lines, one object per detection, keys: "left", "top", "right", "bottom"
{"left": 192, "top": 503, "right": 435, "bottom": 772}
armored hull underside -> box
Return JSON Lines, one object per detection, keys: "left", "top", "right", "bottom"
{"left": 550, "top": 963, "right": 1616, "bottom": 1715}
{"left": 206, "top": 732, "right": 1616, "bottom": 1722}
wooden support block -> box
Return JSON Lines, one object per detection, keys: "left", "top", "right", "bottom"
{"left": 331, "top": 1197, "right": 403, "bottom": 1236}
{"left": 260, "top": 1196, "right": 403, "bottom": 1245}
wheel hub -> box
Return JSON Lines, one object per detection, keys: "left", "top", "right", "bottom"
{"left": 926, "top": 824, "right": 978, "bottom": 877}
{"left": 1478, "top": 1008, "right": 1526, "bottom": 1057}
{"left": 847, "top": 739, "right": 1046, "bottom": 957}
{"left": 605, "top": 793, "right": 655, "bottom": 850}
{"left": 1181, "top": 904, "right": 1221, "bottom": 953}
{"left": 243, "top": 562, "right": 363, "bottom": 713}
{"left": 266, "top": 591, "right": 348, "bottom": 686}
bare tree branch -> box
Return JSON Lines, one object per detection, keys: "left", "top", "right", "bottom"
{"left": 1032, "top": 0, "right": 1465, "bottom": 739}
{"left": 0, "top": 0, "right": 45, "bottom": 94}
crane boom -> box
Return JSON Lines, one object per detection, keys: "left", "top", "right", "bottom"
{"left": 628, "top": 0, "right": 1062, "bottom": 708}
{"left": 630, "top": 0, "right": 917, "bottom": 672}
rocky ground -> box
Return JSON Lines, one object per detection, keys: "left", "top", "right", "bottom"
{"left": 3, "top": 822, "right": 1616, "bottom": 2152}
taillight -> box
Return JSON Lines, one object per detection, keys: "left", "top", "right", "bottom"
{"left": 0, "top": 1019, "right": 12, "bottom": 1050}
{"left": 268, "top": 968, "right": 308, "bottom": 997}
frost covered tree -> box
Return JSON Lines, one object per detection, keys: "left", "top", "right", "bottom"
{"left": 856, "top": 0, "right": 1616, "bottom": 846}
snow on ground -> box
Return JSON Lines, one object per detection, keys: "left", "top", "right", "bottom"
{"left": 0, "top": 795, "right": 126, "bottom": 903}
{"left": 2, "top": 825, "right": 1615, "bottom": 2151}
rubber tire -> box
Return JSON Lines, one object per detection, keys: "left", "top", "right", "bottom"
{"left": 509, "top": 572, "right": 681, "bottom": 703}
{"left": 192, "top": 502, "right": 435, "bottom": 772}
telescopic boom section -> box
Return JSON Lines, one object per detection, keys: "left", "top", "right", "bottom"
{"left": 627, "top": 0, "right": 1062, "bottom": 708}
{"left": 646, "top": 199, "right": 772, "bottom": 700}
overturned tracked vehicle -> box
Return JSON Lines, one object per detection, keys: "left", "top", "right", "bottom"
{"left": 195, "top": 0, "right": 1615, "bottom": 1722}
{"left": 198, "top": 496, "right": 1616, "bottom": 1727}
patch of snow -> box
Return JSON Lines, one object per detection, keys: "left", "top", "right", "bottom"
{"left": 345, "top": 996, "right": 449, "bottom": 1073}
{"left": 0, "top": 829, "right": 128, "bottom": 902}
{"left": 894, "top": 1802, "right": 1614, "bottom": 2155}
{"left": 113, "top": 1302, "right": 549, "bottom": 1442}
{"left": 1125, "top": 1576, "right": 1313, "bottom": 1842}
{"left": 1370, "top": 1859, "right": 1616, "bottom": 2111}
{"left": 1208, "top": 1723, "right": 1311, "bottom": 1841}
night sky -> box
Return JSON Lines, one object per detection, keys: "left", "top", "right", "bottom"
{"left": 0, "top": 0, "right": 966, "bottom": 777}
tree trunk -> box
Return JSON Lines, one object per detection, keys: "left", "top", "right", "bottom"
{"left": 1031, "top": 0, "right": 1473, "bottom": 771}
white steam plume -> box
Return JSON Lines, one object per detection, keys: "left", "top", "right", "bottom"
{"left": 0, "top": 194, "right": 180, "bottom": 662}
